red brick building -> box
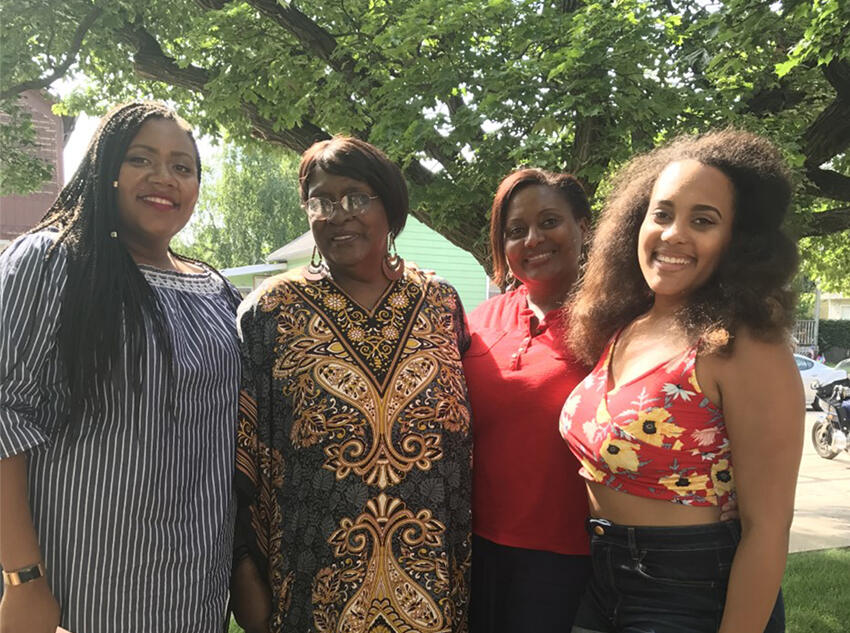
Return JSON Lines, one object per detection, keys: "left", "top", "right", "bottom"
{"left": 0, "top": 91, "right": 66, "bottom": 248}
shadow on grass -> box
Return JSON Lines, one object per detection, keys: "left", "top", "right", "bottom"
{"left": 784, "top": 547, "right": 850, "bottom": 633}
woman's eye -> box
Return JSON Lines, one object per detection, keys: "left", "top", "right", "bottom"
{"left": 541, "top": 217, "right": 560, "bottom": 228}
{"left": 125, "top": 155, "right": 149, "bottom": 165}
{"left": 174, "top": 164, "right": 193, "bottom": 174}
{"left": 651, "top": 209, "right": 671, "bottom": 221}
{"left": 693, "top": 216, "right": 715, "bottom": 227}
{"left": 506, "top": 227, "right": 526, "bottom": 239}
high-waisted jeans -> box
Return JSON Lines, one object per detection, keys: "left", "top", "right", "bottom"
{"left": 571, "top": 518, "right": 785, "bottom": 633}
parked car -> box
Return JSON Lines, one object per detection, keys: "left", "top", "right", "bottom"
{"left": 795, "top": 354, "right": 848, "bottom": 409}
{"left": 835, "top": 358, "right": 850, "bottom": 374}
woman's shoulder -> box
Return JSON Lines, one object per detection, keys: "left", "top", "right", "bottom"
{"left": 0, "top": 229, "right": 66, "bottom": 272}
{"left": 468, "top": 286, "right": 523, "bottom": 330}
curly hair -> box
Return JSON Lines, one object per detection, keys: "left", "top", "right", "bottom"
{"left": 489, "top": 168, "right": 591, "bottom": 290}
{"left": 567, "top": 129, "right": 798, "bottom": 366}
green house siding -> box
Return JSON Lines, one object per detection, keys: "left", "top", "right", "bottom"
{"left": 396, "top": 216, "right": 488, "bottom": 311}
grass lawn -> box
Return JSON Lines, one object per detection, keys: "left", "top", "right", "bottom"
{"left": 784, "top": 547, "right": 850, "bottom": 632}
{"left": 228, "top": 547, "right": 850, "bottom": 633}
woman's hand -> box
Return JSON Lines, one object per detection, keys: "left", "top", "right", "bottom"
{"left": 231, "top": 557, "right": 272, "bottom": 633}
{"left": 0, "top": 577, "right": 60, "bottom": 633}
{"left": 719, "top": 497, "right": 739, "bottom": 522}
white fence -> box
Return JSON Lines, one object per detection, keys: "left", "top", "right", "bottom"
{"left": 793, "top": 319, "right": 817, "bottom": 347}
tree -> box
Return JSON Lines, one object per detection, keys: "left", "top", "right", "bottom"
{"left": 174, "top": 141, "right": 307, "bottom": 268}
{"left": 2, "top": 0, "right": 848, "bottom": 272}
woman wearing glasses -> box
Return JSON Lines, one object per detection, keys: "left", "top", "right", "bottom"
{"left": 231, "top": 137, "right": 473, "bottom": 633}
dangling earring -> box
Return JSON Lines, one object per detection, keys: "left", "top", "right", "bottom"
{"left": 303, "top": 245, "right": 327, "bottom": 281}
{"left": 382, "top": 233, "right": 405, "bottom": 281}
{"left": 113, "top": 181, "right": 118, "bottom": 188}
{"left": 504, "top": 269, "right": 516, "bottom": 289}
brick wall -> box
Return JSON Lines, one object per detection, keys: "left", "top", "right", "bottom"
{"left": 0, "top": 90, "right": 65, "bottom": 244}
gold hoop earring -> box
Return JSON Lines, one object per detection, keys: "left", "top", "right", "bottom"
{"left": 382, "top": 233, "right": 405, "bottom": 281}
{"left": 304, "top": 245, "right": 327, "bottom": 281}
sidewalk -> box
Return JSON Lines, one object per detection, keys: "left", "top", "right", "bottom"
{"left": 789, "top": 412, "right": 850, "bottom": 553}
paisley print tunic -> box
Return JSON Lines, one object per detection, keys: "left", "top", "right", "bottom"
{"left": 235, "top": 267, "right": 472, "bottom": 633}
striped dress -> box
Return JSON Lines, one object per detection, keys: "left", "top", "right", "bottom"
{"left": 0, "top": 231, "right": 241, "bottom": 633}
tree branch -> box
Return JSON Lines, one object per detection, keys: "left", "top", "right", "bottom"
{"left": 799, "top": 206, "right": 850, "bottom": 238}
{"left": 120, "top": 19, "right": 489, "bottom": 263}
{"left": 0, "top": 7, "right": 103, "bottom": 100}
{"left": 805, "top": 167, "right": 850, "bottom": 202}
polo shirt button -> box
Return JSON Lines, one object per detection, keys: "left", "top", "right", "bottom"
{"left": 593, "top": 525, "right": 605, "bottom": 536}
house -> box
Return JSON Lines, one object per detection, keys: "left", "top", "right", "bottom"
{"left": 222, "top": 216, "right": 494, "bottom": 311}
{"left": 819, "top": 293, "right": 850, "bottom": 320}
{"left": 0, "top": 91, "right": 68, "bottom": 248}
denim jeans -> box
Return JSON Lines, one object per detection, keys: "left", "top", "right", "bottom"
{"left": 571, "top": 518, "right": 785, "bottom": 633}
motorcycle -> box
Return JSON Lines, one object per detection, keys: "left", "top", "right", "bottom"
{"left": 810, "top": 377, "right": 850, "bottom": 460}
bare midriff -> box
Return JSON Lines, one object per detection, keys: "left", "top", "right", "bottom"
{"left": 586, "top": 481, "right": 723, "bottom": 526}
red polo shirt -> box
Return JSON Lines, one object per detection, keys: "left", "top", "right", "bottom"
{"left": 464, "top": 286, "right": 590, "bottom": 555}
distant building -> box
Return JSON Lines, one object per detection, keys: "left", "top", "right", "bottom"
{"left": 0, "top": 90, "right": 68, "bottom": 248}
{"left": 820, "top": 293, "right": 850, "bottom": 321}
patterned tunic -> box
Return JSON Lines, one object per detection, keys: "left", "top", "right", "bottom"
{"left": 0, "top": 231, "right": 241, "bottom": 633}
{"left": 235, "top": 267, "right": 472, "bottom": 633}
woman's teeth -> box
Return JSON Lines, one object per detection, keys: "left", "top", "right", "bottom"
{"left": 655, "top": 254, "right": 690, "bottom": 265}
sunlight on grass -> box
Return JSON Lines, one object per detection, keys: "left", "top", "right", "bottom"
{"left": 784, "top": 547, "right": 850, "bottom": 633}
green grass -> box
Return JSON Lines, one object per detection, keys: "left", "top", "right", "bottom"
{"left": 784, "top": 547, "right": 850, "bottom": 633}
{"left": 227, "top": 548, "right": 850, "bottom": 633}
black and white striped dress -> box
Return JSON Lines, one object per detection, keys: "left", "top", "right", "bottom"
{"left": 0, "top": 231, "right": 241, "bottom": 633}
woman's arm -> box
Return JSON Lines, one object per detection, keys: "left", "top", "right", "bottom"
{"left": 0, "top": 234, "right": 66, "bottom": 632}
{"left": 230, "top": 294, "right": 274, "bottom": 632}
{"left": 0, "top": 455, "right": 60, "bottom": 633}
{"left": 714, "top": 333, "right": 804, "bottom": 633}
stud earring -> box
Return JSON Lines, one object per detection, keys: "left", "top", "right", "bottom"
{"left": 110, "top": 231, "right": 118, "bottom": 239}
{"left": 112, "top": 181, "right": 118, "bottom": 188}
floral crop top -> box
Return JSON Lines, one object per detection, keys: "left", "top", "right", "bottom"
{"left": 559, "top": 333, "right": 735, "bottom": 506}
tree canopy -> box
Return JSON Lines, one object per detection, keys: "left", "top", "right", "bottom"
{"left": 3, "top": 0, "right": 849, "bottom": 277}
{"left": 173, "top": 141, "right": 308, "bottom": 268}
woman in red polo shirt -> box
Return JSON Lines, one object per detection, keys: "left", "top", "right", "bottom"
{"left": 464, "top": 169, "right": 592, "bottom": 632}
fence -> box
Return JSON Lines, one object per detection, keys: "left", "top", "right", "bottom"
{"left": 793, "top": 319, "right": 817, "bottom": 348}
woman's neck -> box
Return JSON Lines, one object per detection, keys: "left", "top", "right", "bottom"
{"left": 525, "top": 282, "right": 570, "bottom": 322}
{"left": 123, "top": 240, "right": 176, "bottom": 270}
{"left": 327, "top": 264, "right": 391, "bottom": 311}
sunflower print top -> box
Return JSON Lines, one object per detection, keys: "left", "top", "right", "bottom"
{"left": 234, "top": 266, "right": 472, "bottom": 633}
{"left": 559, "top": 332, "right": 734, "bottom": 506}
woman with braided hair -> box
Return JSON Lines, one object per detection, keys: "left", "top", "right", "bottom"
{"left": 0, "top": 101, "right": 241, "bottom": 633}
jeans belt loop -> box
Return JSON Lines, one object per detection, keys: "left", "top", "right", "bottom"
{"left": 627, "top": 526, "right": 638, "bottom": 558}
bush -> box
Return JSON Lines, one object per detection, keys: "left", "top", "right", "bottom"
{"left": 818, "top": 320, "right": 850, "bottom": 361}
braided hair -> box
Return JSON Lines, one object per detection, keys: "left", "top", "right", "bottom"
{"left": 28, "top": 101, "right": 202, "bottom": 422}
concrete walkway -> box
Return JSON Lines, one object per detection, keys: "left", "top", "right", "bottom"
{"left": 789, "top": 411, "right": 850, "bottom": 553}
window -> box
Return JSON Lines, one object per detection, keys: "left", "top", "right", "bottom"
{"left": 795, "top": 356, "right": 814, "bottom": 371}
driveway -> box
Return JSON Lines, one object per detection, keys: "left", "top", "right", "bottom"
{"left": 789, "top": 411, "right": 850, "bottom": 552}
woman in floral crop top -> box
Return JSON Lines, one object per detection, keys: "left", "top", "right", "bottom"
{"left": 561, "top": 130, "right": 804, "bottom": 633}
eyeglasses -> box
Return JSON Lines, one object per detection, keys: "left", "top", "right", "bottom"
{"left": 303, "top": 192, "right": 380, "bottom": 221}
